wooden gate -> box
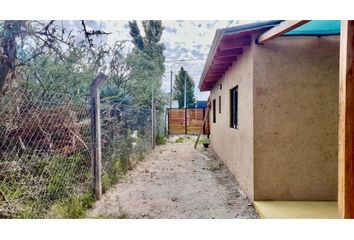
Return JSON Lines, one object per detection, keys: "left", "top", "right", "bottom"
{"left": 168, "top": 108, "right": 209, "bottom": 135}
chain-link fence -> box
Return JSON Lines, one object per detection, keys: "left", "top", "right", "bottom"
{"left": 100, "top": 101, "right": 153, "bottom": 192}
{"left": 0, "top": 81, "right": 163, "bottom": 218}
{"left": 0, "top": 86, "right": 92, "bottom": 218}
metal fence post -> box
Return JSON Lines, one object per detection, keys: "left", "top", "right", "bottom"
{"left": 154, "top": 108, "right": 157, "bottom": 144}
{"left": 90, "top": 72, "right": 107, "bottom": 200}
{"left": 151, "top": 82, "right": 155, "bottom": 149}
{"left": 167, "top": 108, "right": 170, "bottom": 135}
{"left": 185, "top": 108, "right": 187, "bottom": 135}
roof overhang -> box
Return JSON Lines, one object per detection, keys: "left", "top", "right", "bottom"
{"left": 198, "top": 20, "right": 282, "bottom": 92}
{"left": 199, "top": 20, "right": 341, "bottom": 92}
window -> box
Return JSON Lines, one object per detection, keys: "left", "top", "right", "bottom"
{"left": 213, "top": 99, "right": 216, "bottom": 123}
{"left": 230, "top": 86, "right": 238, "bottom": 129}
{"left": 218, "top": 96, "right": 221, "bottom": 114}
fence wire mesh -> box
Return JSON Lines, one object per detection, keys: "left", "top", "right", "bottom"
{"left": 99, "top": 100, "right": 153, "bottom": 192}
{"left": 0, "top": 84, "right": 160, "bottom": 218}
{"left": 0, "top": 86, "right": 92, "bottom": 218}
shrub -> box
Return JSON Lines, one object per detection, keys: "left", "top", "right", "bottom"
{"left": 156, "top": 135, "right": 167, "bottom": 145}
{"left": 0, "top": 152, "right": 91, "bottom": 218}
{"left": 102, "top": 154, "right": 125, "bottom": 192}
{"left": 200, "top": 138, "right": 210, "bottom": 145}
{"left": 175, "top": 137, "right": 184, "bottom": 143}
{"left": 44, "top": 153, "right": 89, "bottom": 202}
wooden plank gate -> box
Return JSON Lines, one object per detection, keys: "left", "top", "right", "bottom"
{"left": 168, "top": 108, "right": 209, "bottom": 135}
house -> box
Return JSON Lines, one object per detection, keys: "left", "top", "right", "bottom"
{"left": 198, "top": 20, "right": 352, "bottom": 218}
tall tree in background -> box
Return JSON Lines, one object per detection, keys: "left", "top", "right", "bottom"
{"left": 126, "top": 20, "right": 166, "bottom": 107}
{"left": 128, "top": 21, "right": 144, "bottom": 51}
{"left": 173, "top": 67, "right": 195, "bottom": 108}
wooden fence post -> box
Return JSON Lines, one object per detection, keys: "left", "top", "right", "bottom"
{"left": 194, "top": 105, "right": 210, "bottom": 149}
{"left": 90, "top": 72, "right": 107, "bottom": 200}
{"left": 202, "top": 107, "right": 205, "bottom": 134}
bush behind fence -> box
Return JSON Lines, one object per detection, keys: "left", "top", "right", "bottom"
{"left": 0, "top": 86, "right": 160, "bottom": 218}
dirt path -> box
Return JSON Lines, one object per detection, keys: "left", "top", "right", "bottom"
{"left": 88, "top": 136, "right": 258, "bottom": 219}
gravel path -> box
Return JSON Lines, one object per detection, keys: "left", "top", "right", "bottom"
{"left": 88, "top": 136, "right": 258, "bottom": 219}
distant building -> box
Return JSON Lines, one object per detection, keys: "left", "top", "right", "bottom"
{"left": 195, "top": 100, "right": 208, "bottom": 109}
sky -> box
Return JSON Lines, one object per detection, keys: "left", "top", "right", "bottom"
{"left": 90, "top": 20, "right": 245, "bottom": 101}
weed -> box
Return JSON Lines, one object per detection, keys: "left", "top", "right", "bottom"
{"left": 102, "top": 173, "right": 113, "bottom": 192}
{"left": 200, "top": 138, "right": 210, "bottom": 145}
{"left": 156, "top": 135, "right": 167, "bottom": 145}
{"left": 51, "top": 192, "right": 95, "bottom": 218}
{"left": 102, "top": 154, "right": 126, "bottom": 192}
{"left": 0, "top": 152, "right": 92, "bottom": 218}
{"left": 44, "top": 153, "right": 89, "bottom": 202}
{"left": 95, "top": 213, "right": 129, "bottom": 219}
{"left": 175, "top": 137, "right": 184, "bottom": 143}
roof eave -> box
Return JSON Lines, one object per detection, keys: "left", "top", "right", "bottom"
{"left": 198, "top": 28, "right": 223, "bottom": 90}
{"left": 198, "top": 20, "right": 283, "bottom": 92}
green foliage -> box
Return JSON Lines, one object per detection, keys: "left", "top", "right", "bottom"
{"left": 173, "top": 67, "right": 196, "bottom": 108}
{"left": 142, "top": 21, "right": 164, "bottom": 44}
{"left": 0, "top": 153, "right": 91, "bottom": 218}
{"left": 175, "top": 137, "right": 185, "bottom": 143}
{"left": 100, "top": 83, "right": 132, "bottom": 105}
{"left": 103, "top": 42, "right": 132, "bottom": 104}
{"left": 156, "top": 135, "right": 167, "bottom": 145}
{"left": 200, "top": 138, "right": 210, "bottom": 144}
{"left": 43, "top": 153, "right": 89, "bottom": 201}
{"left": 51, "top": 192, "right": 94, "bottom": 218}
{"left": 0, "top": 20, "right": 166, "bottom": 219}
{"left": 126, "top": 20, "right": 166, "bottom": 107}
{"left": 102, "top": 155, "right": 125, "bottom": 192}
{"left": 129, "top": 21, "right": 144, "bottom": 51}
{"left": 126, "top": 50, "right": 160, "bottom": 106}
{"left": 24, "top": 51, "right": 96, "bottom": 102}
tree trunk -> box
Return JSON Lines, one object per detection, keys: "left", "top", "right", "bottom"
{"left": 0, "top": 20, "right": 24, "bottom": 92}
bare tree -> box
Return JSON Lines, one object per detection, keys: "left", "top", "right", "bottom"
{"left": 0, "top": 20, "right": 110, "bottom": 93}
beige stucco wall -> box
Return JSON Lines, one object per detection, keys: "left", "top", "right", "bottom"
{"left": 209, "top": 38, "right": 255, "bottom": 200}
{"left": 208, "top": 35, "right": 339, "bottom": 201}
{"left": 253, "top": 36, "right": 339, "bottom": 200}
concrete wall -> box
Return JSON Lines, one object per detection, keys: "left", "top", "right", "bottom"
{"left": 209, "top": 39, "right": 255, "bottom": 200}
{"left": 253, "top": 36, "right": 339, "bottom": 200}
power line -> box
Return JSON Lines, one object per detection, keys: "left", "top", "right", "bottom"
{"left": 165, "top": 58, "right": 207, "bottom": 63}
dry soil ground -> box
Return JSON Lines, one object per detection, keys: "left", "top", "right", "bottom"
{"left": 88, "top": 136, "right": 258, "bottom": 219}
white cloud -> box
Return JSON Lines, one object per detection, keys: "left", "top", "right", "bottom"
{"left": 99, "top": 20, "right": 247, "bottom": 100}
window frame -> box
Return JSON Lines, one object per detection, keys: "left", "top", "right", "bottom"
{"left": 218, "top": 96, "right": 221, "bottom": 114}
{"left": 230, "top": 86, "right": 238, "bottom": 129}
{"left": 212, "top": 98, "right": 216, "bottom": 123}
